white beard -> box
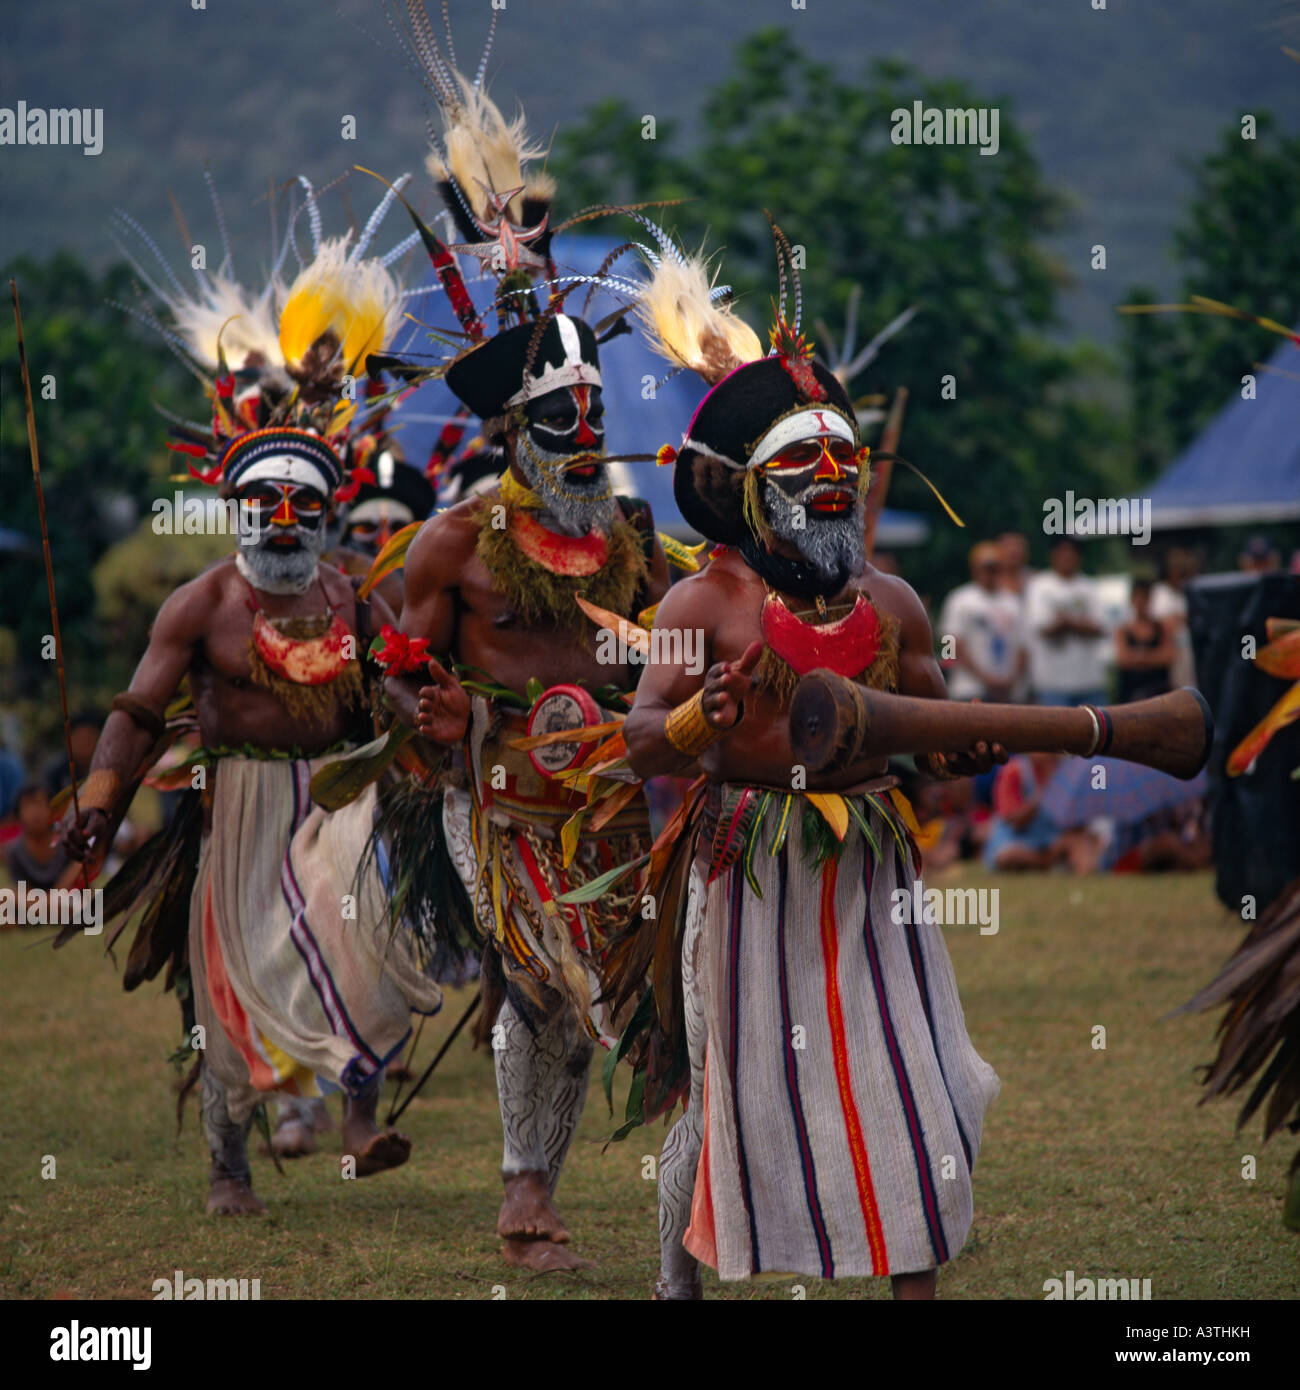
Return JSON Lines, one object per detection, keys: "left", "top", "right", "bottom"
{"left": 516, "top": 432, "right": 616, "bottom": 535}
{"left": 764, "top": 483, "right": 866, "bottom": 581}
{"left": 235, "top": 528, "right": 325, "bottom": 594}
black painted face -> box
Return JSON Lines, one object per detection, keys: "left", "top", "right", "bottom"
{"left": 523, "top": 384, "right": 605, "bottom": 460}
{"left": 515, "top": 384, "right": 615, "bottom": 532}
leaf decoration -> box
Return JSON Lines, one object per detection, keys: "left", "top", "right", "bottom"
{"left": 357, "top": 520, "right": 423, "bottom": 600}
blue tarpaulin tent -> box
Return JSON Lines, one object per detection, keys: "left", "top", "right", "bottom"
{"left": 1141, "top": 329, "right": 1300, "bottom": 530}
{"left": 388, "top": 234, "right": 930, "bottom": 545}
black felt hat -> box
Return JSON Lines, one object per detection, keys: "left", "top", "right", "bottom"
{"left": 345, "top": 455, "right": 436, "bottom": 522}
{"left": 673, "top": 357, "right": 857, "bottom": 546}
{"left": 444, "top": 314, "right": 601, "bottom": 420}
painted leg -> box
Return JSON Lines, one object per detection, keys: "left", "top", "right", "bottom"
{"left": 495, "top": 999, "right": 590, "bottom": 1271}
{"left": 656, "top": 885, "right": 706, "bottom": 1300}
{"left": 201, "top": 1067, "right": 265, "bottom": 1216}
{"left": 341, "top": 1070, "right": 411, "bottom": 1176}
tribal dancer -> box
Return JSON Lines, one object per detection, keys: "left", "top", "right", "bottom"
{"left": 612, "top": 229, "right": 1003, "bottom": 1298}
{"left": 60, "top": 182, "right": 435, "bottom": 1213}
{"left": 327, "top": 436, "right": 435, "bottom": 616}
{"left": 370, "top": 11, "right": 674, "bottom": 1268}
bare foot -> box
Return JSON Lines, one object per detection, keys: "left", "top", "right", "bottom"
{"left": 206, "top": 1176, "right": 266, "bottom": 1216}
{"left": 497, "top": 1170, "right": 570, "bottom": 1243}
{"left": 308, "top": 1097, "right": 334, "bottom": 1133}
{"left": 501, "top": 1237, "right": 591, "bottom": 1271}
{"left": 346, "top": 1130, "right": 412, "bottom": 1177}
{"left": 270, "top": 1117, "right": 316, "bottom": 1159}
{"left": 342, "top": 1085, "right": 411, "bottom": 1176}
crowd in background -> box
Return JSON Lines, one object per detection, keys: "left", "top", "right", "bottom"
{"left": 915, "top": 529, "right": 1296, "bottom": 879}
{"left": 2, "top": 531, "right": 1296, "bottom": 916}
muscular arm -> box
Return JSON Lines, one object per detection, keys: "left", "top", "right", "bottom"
{"left": 61, "top": 575, "right": 207, "bottom": 858}
{"left": 625, "top": 573, "right": 762, "bottom": 780}
{"left": 383, "top": 509, "right": 466, "bottom": 734}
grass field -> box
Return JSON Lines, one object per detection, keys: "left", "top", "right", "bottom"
{"left": 2, "top": 869, "right": 1296, "bottom": 1301}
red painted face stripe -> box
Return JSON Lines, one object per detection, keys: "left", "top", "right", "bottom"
{"left": 572, "top": 385, "right": 597, "bottom": 448}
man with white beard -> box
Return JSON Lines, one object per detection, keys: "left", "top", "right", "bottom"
{"left": 60, "top": 215, "right": 441, "bottom": 1213}
{"left": 614, "top": 233, "right": 1004, "bottom": 1299}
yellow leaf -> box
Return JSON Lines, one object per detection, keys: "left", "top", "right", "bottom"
{"left": 806, "top": 791, "right": 849, "bottom": 841}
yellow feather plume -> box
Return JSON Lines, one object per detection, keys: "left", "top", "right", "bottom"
{"left": 635, "top": 251, "right": 764, "bottom": 387}
{"left": 427, "top": 73, "right": 549, "bottom": 224}
{"left": 278, "top": 237, "right": 402, "bottom": 376}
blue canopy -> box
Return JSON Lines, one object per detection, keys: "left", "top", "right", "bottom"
{"left": 388, "top": 234, "right": 929, "bottom": 546}
{"left": 1142, "top": 329, "right": 1300, "bottom": 529}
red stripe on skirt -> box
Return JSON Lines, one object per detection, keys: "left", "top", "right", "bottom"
{"left": 818, "top": 858, "right": 889, "bottom": 1273}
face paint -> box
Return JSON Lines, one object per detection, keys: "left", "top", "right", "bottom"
{"left": 515, "top": 385, "right": 615, "bottom": 534}
{"left": 760, "top": 435, "right": 865, "bottom": 582}
{"left": 237, "top": 481, "right": 328, "bottom": 592}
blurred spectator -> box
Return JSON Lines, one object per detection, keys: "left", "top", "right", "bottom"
{"left": 1025, "top": 538, "right": 1107, "bottom": 706}
{"left": 0, "top": 744, "right": 23, "bottom": 820}
{"left": 995, "top": 530, "right": 1033, "bottom": 597}
{"left": 1114, "top": 576, "right": 1174, "bottom": 703}
{"left": 4, "top": 784, "right": 70, "bottom": 892}
{"left": 43, "top": 709, "right": 102, "bottom": 798}
{"left": 1238, "top": 534, "right": 1280, "bottom": 574}
{"left": 1151, "top": 547, "right": 1197, "bottom": 688}
{"left": 983, "top": 752, "right": 1063, "bottom": 870}
{"left": 938, "top": 542, "right": 1027, "bottom": 701}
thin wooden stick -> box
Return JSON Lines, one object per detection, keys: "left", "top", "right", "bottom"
{"left": 10, "top": 279, "right": 87, "bottom": 886}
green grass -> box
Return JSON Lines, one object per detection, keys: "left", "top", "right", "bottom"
{"left": 1, "top": 870, "right": 1296, "bottom": 1300}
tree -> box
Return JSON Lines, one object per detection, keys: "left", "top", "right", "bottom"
{"left": 1, "top": 252, "right": 191, "bottom": 701}
{"left": 1121, "top": 113, "right": 1300, "bottom": 477}
{"left": 550, "top": 29, "right": 1127, "bottom": 596}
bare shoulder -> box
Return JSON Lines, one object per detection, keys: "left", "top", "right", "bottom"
{"left": 151, "top": 557, "right": 238, "bottom": 642}
{"left": 861, "top": 566, "right": 928, "bottom": 622}
{"left": 653, "top": 555, "right": 743, "bottom": 625}
{"left": 405, "top": 497, "right": 486, "bottom": 577}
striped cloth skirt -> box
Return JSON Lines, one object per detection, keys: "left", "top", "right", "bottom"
{"left": 683, "top": 791, "right": 1001, "bottom": 1279}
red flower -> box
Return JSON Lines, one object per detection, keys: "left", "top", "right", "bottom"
{"left": 369, "top": 624, "right": 432, "bottom": 677}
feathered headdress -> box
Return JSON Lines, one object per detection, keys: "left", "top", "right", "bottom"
{"left": 629, "top": 216, "right": 863, "bottom": 545}
{"left": 114, "top": 171, "right": 414, "bottom": 499}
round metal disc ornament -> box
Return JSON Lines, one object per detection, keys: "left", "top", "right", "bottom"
{"left": 526, "top": 684, "right": 602, "bottom": 778}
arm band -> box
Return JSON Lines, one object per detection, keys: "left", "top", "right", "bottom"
{"left": 111, "top": 691, "right": 166, "bottom": 740}
{"left": 77, "top": 768, "right": 123, "bottom": 815}
{"left": 664, "top": 691, "right": 740, "bottom": 759}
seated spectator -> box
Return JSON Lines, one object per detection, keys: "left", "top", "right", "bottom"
{"left": 3, "top": 784, "right": 72, "bottom": 927}
{"left": 938, "top": 542, "right": 1027, "bottom": 701}
{"left": 43, "top": 710, "right": 102, "bottom": 798}
{"left": 1114, "top": 577, "right": 1175, "bottom": 703}
{"left": 983, "top": 752, "right": 1063, "bottom": 871}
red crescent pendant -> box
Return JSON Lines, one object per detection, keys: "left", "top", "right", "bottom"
{"left": 252, "top": 611, "right": 352, "bottom": 685}
{"left": 760, "top": 592, "right": 881, "bottom": 677}
{"left": 511, "top": 510, "right": 609, "bottom": 576}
